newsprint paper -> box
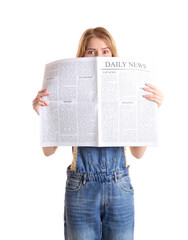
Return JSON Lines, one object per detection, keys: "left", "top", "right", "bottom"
{"left": 39, "top": 57, "right": 158, "bottom": 147}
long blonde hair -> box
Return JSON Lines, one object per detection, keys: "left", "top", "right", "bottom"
{"left": 76, "top": 27, "right": 118, "bottom": 57}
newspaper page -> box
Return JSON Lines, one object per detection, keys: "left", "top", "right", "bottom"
{"left": 40, "top": 57, "right": 158, "bottom": 147}
{"left": 97, "top": 57, "right": 158, "bottom": 146}
{"left": 40, "top": 57, "right": 98, "bottom": 147}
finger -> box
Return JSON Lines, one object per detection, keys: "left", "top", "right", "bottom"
{"left": 38, "top": 88, "right": 48, "bottom": 93}
{"left": 32, "top": 90, "right": 49, "bottom": 103}
{"left": 33, "top": 98, "right": 49, "bottom": 106}
{"left": 145, "top": 83, "right": 157, "bottom": 90}
{"left": 143, "top": 87, "right": 159, "bottom": 95}
{"left": 41, "top": 99, "right": 49, "bottom": 105}
{"left": 38, "top": 101, "right": 48, "bottom": 106}
{"left": 143, "top": 94, "right": 160, "bottom": 99}
{"left": 33, "top": 102, "right": 45, "bottom": 107}
{"left": 33, "top": 101, "right": 48, "bottom": 107}
{"left": 143, "top": 94, "right": 161, "bottom": 103}
{"left": 37, "top": 92, "right": 50, "bottom": 97}
{"left": 33, "top": 93, "right": 49, "bottom": 104}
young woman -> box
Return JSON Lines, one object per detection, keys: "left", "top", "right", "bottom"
{"left": 33, "top": 27, "right": 163, "bottom": 240}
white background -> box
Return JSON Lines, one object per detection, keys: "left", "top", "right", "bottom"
{"left": 0, "top": 0, "right": 188, "bottom": 239}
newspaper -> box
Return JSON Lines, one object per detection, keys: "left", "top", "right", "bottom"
{"left": 40, "top": 57, "right": 158, "bottom": 147}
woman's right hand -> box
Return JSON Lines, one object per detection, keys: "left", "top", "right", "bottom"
{"left": 32, "top": 89, "right": 50, "bottom": 115}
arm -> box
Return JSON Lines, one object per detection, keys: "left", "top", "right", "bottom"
{"left": 42, "top": 146, "right": 58, "bottom": 157}
{"left": 129, "top": 146, "right": 147, "bottom": 159}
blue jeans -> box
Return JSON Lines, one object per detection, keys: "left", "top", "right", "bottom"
{"left": 64, "top": 147, "right": 134, "bottom": 240}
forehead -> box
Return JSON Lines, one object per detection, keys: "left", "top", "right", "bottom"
{"left": 86, "top": 37, "right": 110, "bottom": 49}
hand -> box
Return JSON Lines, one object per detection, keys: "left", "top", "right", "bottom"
{"left": 32, "top": 89, "right": 50, "bottom": 115}
{"left": 143, "top": 83, "right": 164, "bottom": 108}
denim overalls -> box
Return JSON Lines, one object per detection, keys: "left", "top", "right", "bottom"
{"left": 64, "top": 147, "right": 134, "bottom": 240}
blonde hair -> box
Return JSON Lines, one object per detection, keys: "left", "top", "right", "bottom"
{"left": 76, "top": 27, "right": 118, "bottom": 57}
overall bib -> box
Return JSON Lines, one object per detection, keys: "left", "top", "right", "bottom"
{"left": 64, "top": 147, "right": 134, "bottom": 240}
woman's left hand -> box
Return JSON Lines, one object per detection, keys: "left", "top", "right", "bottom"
{"left": 143, "top": 83, "right": 164, "bottom": 108}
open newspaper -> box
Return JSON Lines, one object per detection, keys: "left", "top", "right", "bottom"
{"left": 40, "top": 57, "right": 158, "bottom": 147}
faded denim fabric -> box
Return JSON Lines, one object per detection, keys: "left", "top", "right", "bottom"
{"left": 64, "top": 147, "right": 134, "bottom": 240}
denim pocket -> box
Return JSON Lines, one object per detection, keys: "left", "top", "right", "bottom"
{"left": 118, "top": 175, "right": 134, "bottom": 192}
{"left": 66, "top": 177, "right": 83, "bottom": 192}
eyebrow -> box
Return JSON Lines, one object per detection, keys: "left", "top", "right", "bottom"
{"left": 86, "top": 47, "right": 111, "bottom": 50}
